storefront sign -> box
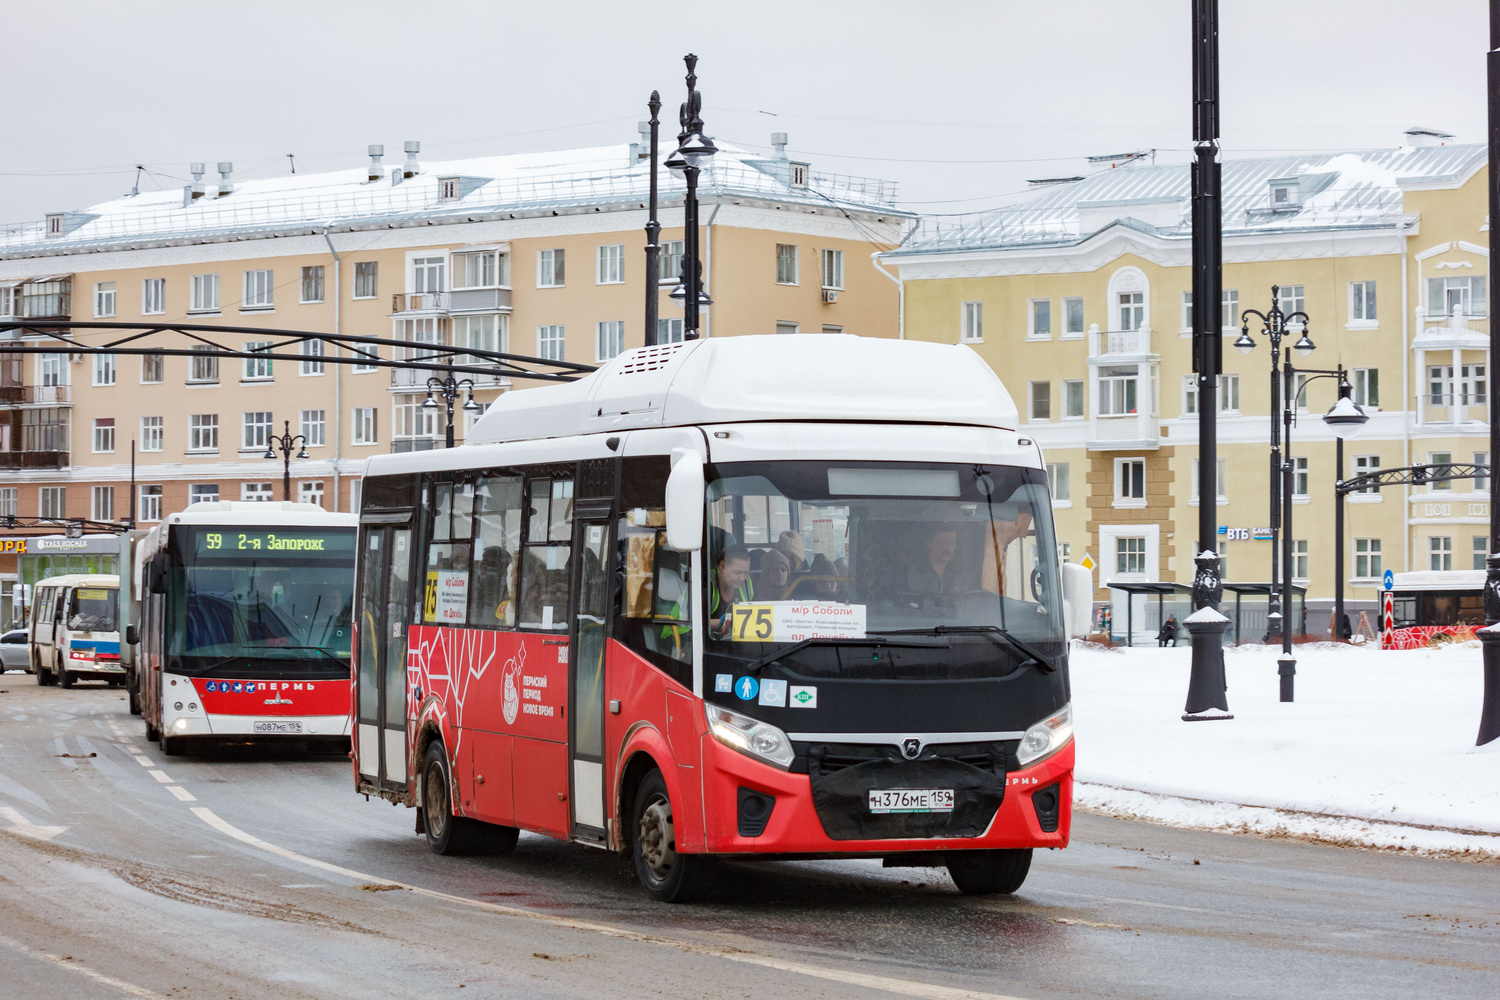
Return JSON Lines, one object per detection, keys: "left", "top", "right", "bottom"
{"left": 0, "top": 539, "right": 26, "bottom": 554}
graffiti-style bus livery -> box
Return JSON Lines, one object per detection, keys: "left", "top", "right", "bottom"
{"left": 1381, "top": 569, "right": 1486, "bottom": 649}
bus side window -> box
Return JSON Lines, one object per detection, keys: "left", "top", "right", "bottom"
{"left": 471, "top": 474, "right": 523, "bottom": 628}
{"left": 424, "top": 481, "right": 471, "bottom": 627}
{"left": 616, "top": 457, "right": 692, "bottom": 682}
{"left": 519, "top": 476, "right": 573, "bottom": 631}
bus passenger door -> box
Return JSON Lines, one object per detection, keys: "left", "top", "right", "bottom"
{"left": 568, "top": 508, "right": 611, "bottom": 841}
{"left": 357, "top": 526, "right": 413, "bottom": 792}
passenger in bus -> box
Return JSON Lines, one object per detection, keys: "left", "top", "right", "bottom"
{"left": 907, "top": 525, "right": 962, "bottom": 594}
{"left": 774, "top": 531, "right": 809, "bottom": 573}
{"left": 755, "top": 548, "right": 791, "bottom": 600}
{"left": 790, "top": 554, "right": 843, "bottom": 601}
{"left": 709, "top": 545, "right": 754, "bottom": 638}
{"left": 474, "top": 545, "right": 514, "bottom": 624}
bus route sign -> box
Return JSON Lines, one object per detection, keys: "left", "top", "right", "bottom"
{"left": 729, "top": 602, "right": 867, "bottom": 642}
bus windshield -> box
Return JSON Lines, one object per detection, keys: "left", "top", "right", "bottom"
{"left": 166, "top": 526, "right": 355, "bottom": 676}
{"left": 68, "top": 587, "right": 119, "bottom": 632}
{"left": 705, "top": 461, "right": 1064, "bottom": 678}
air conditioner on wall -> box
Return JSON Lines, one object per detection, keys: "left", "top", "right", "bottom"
{"left": 67, "top": 352, "right": 83, "bottom": 363}
{"left": 821, "top": 288, "right": 838, "bottom": 303}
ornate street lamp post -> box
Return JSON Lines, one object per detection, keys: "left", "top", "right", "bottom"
{"left": 423, "top": 375, "right": 479, "bottom": 449}
{"left": 263, "top": 420, "right": 309, "bottom": 501}
{"left": 1478, "top": 0, "right": 1500, "bottom": 747}
{"left": 643, "top": 91, "right": 662, "bottom": 348}
{"left": 665, "top": 54, "right": 716, "bottom": 340}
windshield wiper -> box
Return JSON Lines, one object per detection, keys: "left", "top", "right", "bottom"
{"left": 868, "top": 625, "right": 1056, "bottom": 674}
{"left": 742, "top": 635, "right": 947, "bottom": 676}
{"left": 260, "top": 645, "right": 347, "bottom": 664}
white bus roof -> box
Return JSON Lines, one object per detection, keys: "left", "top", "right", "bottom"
{"left": 468, "top": 335, "right": 1019, "bottom": 445}
{"left": 1390, "top": 569, "right": 1485, "bottom": 590}
{"left": 34, "top": 574, "right": 119, "bottom": 589}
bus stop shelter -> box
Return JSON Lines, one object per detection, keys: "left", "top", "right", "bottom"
{"left": 1106, "top": 581, "right": 1307, "bottom": 646}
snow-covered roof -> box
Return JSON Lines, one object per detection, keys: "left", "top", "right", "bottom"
{"left": 888, "top": 145, "right": 1486, "bottom": 257}
{"left": 466, "top": 334, "right": 1019, "bottom": 444}
{"left": 0, "top": 142, "right": 908, "bottom": 258}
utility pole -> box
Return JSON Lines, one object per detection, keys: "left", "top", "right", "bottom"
{"left": 643, "top": 91, "right": 662, "bottom": 348}
{"left": 1183, "top": 0, "right": 1232, "bottom": 721}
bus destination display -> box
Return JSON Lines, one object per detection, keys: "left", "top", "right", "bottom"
{"left": 193, "top": 530, "right": 355, "bottom": 557}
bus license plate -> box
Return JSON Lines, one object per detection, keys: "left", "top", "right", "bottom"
{"left": 253, "top": 721, "right": 304, "bottom": 735}
{"left": 868, "top": 789, "right": 954, "bottom": 814}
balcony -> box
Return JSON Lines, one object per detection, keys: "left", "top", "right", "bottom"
{"left": 1089, "top": 325, "right": 1153, "bottom": 358}
{"left": 391, "top": 291, "right": 449, "bottom": 314}
{"left": 390, "top": 438, "right": 439, "bottom": 453}
{"left": 389, "top": 365, "right": 509, "bottom": 392}
{"left": 0, "top": 450, "right": 68, "bottom": 469}
{"left": 0, "top": 384, "right": 71, "bottom": 406}
{"left": 448, "top": 287, "right": 511, "bottom": 313}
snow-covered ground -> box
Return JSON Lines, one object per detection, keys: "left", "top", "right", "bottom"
{"left": 1070, "top": 639, "right": 1500, "bottom": 858}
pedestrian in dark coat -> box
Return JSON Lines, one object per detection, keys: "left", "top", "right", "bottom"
{"left": 1158, "top": 615, "right": 1179, "bottom": 647}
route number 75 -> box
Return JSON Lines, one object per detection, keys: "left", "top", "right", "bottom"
{"left": 731, "top": 604, "right": 774, "bottom": 641}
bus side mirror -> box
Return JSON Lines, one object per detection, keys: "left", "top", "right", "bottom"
{"left": 125, "top": 624, "right": 138, "bottom": 646}
{"left": 664, "top": 449, "right": 704, "bottom": 552}
{"left": 1061, "top": 563, "right": 1092, "bottom": 640}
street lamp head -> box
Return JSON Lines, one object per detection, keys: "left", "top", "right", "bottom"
{"left": 421, "top": 392, "right": 439, "bottom": 410}
{"left": 1233, "top": 328, "right": 1256, "bottom": 355}
{"left": 668, "top": 280, "right": 687, "bottom": 305}
{"left": 679, "top": 131, "right": 718, "bottom": 170}
{"left": 1322, "top": 392, "right": 1370, "bottom": 439}
{"left": 1292, "top": 330, "right": 1316, "bottom": 357}
{"left": 664, "top": 146, "right": 688, "bottom": 179}
{"left": 295, "top": 446, "right": 309, "bottom": 460}
{"left": 462, "top": 393, "right": 480, "bottom": 412}
{"left": 262, "top": 445, "right": 277, "bottom": 460}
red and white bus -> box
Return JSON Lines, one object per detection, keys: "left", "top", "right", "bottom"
{"left": 132, "top": 502, "right": 357, "bottom": 754}
{"left": 352, "top": 335, "right": 1091, "bottom": 901}
{"left": 1381, "top": 569, "right": 1486, "bottom": 649}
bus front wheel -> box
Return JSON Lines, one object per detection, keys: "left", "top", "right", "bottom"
{"left": 57, "top": 659, "right": 73, "bottom": 689}
{"left": 631, "top": 769, "right": 715, "bottom": 903}
{"left": 34, "top": 655, "right": 54, "bottom": 687}
{"left": 947, "top": 848, "right": 1032, "bottom": 896}
{"left": 421, "top": 741, "right": 490, "bottom": 856}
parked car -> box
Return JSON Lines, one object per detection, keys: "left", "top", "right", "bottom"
{"left": 0, "top": 628, "right": 31, "bottom": 672}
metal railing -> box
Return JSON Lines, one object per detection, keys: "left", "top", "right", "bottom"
{"left": 1090, "top": 328, "right": 1152, "bottom": 357}
{"left": 0, "top": 450, "right": 68, "bottom": 469}
{"left": 0, "top": 385, "right": 71, "bottom": 405}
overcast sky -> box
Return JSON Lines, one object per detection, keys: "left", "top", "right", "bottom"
{"left": 2, "top": 1, "right": 1489, "bottom": 223}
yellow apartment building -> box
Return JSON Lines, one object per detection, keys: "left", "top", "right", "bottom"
{"left": 882, "top": 139, "right": 1491, "bottom": 635}
{"left": 0, "top": 135, "right": 906, "bottom": 612}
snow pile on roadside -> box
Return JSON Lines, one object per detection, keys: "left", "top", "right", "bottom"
{"left": 1069, "top": 640, "right": 1500, "bottom": 856}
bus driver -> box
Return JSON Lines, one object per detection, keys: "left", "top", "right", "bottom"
{"left": 709, "top": 545, "right": 754, "bottom": 638}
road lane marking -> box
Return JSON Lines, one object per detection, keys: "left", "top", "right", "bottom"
{"left": 0, "top": 931, "right": 167, "bottom": 999}
{"left": 147, "top": 770, "right": 173, "bottom": 784}
{"left": 0, "top": 806, "right": 67, "bottom": 842}
{"left": 132, "top": 756, "right": 152, "bottom": 766}
{"left": 165, "top": 786, "right": 196, "bottom": 802}
{"left": 189, "top": 806, "right": 1032, "bottom": 1000}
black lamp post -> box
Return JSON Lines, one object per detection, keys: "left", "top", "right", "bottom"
{"left": 1478, "top": 0, "right": 1500, "bottom": 747}
{"left": 1236, "top": 285, "right": 1314, "bottom": 666}
{"left": 263, "top": 420, "right": 309, "bottom": 501}
{"left": 643, "top": 90, "right": 662, "bottom": 348}
{"left": 665, "top": 54, "right": 716, "bottom": 339}
{"left": 423, "top": 374, "right": 478, "bottom": 449}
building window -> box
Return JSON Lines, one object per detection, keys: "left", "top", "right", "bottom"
{"left": 1354, "top": 538, "right": 1382, "bottom": 579}
{"left": 1183, "top": 374, "right": 1199, "bottom": 415}
{"left": 1192, "top": 458, "right": 1227, "bottom": 502}
{"left": 1116, "top": 536, "right": 1147, "bottom": 575}
{"left": 1429, "top": 451, "right": 1454, "bottom": 491}
{"left": 597, "top": 244, "right": 624, "bottom": 285}
{"left": 821, "top": 248, "right": 844, "bottom": 290}
{"left": 141, "top": 416, "right": 163, "bottom": 452}
{"left": 300, "top": 339, "right": 324, "bottom": 376}
{"left": 242, "top": 482, "right": 275, "bottom": 502}
{"left": 821, "top": 325, "right": 843, "bottom": 335}
{"left": 142, "top": 277, "right": 165, "bottom": 315}
{"left": 299, "top": 481, "right": 325, "bottom": 507}
{"left": 1350, "top": 280, "right": 1377, "bottom": 323}
{"left": 1476, "top": 536, "right": 1489, "bottom": 571}
{"left": 39, "top": 486, "right": 65, "bottom": 519}
{"left": 1029, "top": 380, "right": 1051, "bottom": 421}
{"left": 38, "top": 354, "right": 62, "bottom": 387}
{"left": 300, "top": 409, "right": 325, "bottom": 447}
{"left": 596, "top": 320, "right": 624, "bottom": 361}
{"left": 1429, "top": 535, "right": 1453, "bottom": 572}
{"left": 1063, "top": 297, "right": 1084, "bottom": 336}
{"left": 1277, "top": 284, "right": 1305, "bottom": 316}
{"left": 454, "top": 314, "right": 508, "bottom": 366}
{"left": 775, "top": 321, "right": 799, "bottom": 336}
{"left": 300, "top": 265, "right": 324, "bottom": 303}
{"left": 452, "top": 250, "right": 507, "bottom": 289}
{"left": 352, "top": 407, "right": 377, "bottom": 445}
{"left": 190, "top": 273, "right": 219, "bottom": 312}
{"left": 1475, "top": 452, "right": 1489, "bottom": 492}
{"left": 243, "top": 341, "right": 273, "bottom": 380}
{"left": 1064, "top": 379, "right": 1085, "bottom": 418}
{"left": 1117, "top": 291, "right": 1144, "bottom": 331}
{"left": 189, "top": 414, "right": 219, "bottom": 452}
{"left": 189, "top": 345, "right": 219, "bottom": 383}
{"left": 242, "top": 269, "right": 274, "bottom": 309}
{"left": 91, "top": 486, "right": 114, "bottom": 521}
{"left": 1181, "top": 291, "right": 1194, "bottom": 331}
{"left": 349, "top": 479, "right": 362, "bottom": 514}
{"left": 354, "top": 261, "right": 378, "bottom": 298}
{"left": 961, "top": 301, "right": 982, "bottom": 343}
{"left": 661, "top": 240, "right": 685, "bottom": 282}
{"left": 1218, "top": 373, "right": 1239, "bottom": 412}
{"left": 1047, "top": 462, "right": 1070, "bottom": 501}
{"left": 0, "top": 488, "right": 15, "bottom": 517}
{"left": 1353, "top": 368, "right": 1379, "bottom": 408}
{"left": 1221, "top": 289, "right": 1239, "bottom": 330}
{"left": 409, "top": 256, "right": 444, "bottom": 294}
{"left": 537, "top": 324, "right": 565, "bottom": 361}
{"left": 1115, "top": 458, "right": 1145, "bottom": 502}
{"left": 1353, "top": 454, "right": 1381, "bottom": 494}
{"left": 537, "top": 249, "right": 565, "bottom": 288}
{"left": 1099, "top": 366, "right": 1139, "bottom": 416}
{"left": 139, "top": 485, "right": 162, "bottom": 522}
{"left": 1292, "top": 539, "right": 1309, "bottom": 581}
{"left": 92, "top": 418, "right": 115, "bottom": 453}
{"left": 1427, "top": 275, "right": 1486, "bottom": 319}
{"left": 1292, "top": 456, "right": 1309, "bottom": 498}
{"left": 141, "top": 352, "right": 163, "bottom": 383}
{"left": 93, "top": 353, "right": 116, "bottom": 386}
{"left": 242, "top": 411, "right": 273, "bottom": 451}
{"left": 658, "top": 318, "right": 685, "bottom": 344}
{"left": 439, "top": 176, "right": 460, "bottom": 201}
{"left": 94, "top": 281, "right": 115, "bottom": 318}
{"left": 189, "top": 484, "right": 219, "bottom": 505}
{"left": 1028, "top": 299, "right": 1051, "bottom": 338}
{"left": 351, "top": 347, "right": 379, "bottom": 373}
{"left": 393, "top": 394, "right": 438, "bottom": 449}
{"left": 1217, "top": 541, "right": 1228, "bottom": 581}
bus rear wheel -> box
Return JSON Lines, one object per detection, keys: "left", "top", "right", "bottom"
{"left": 947, "top": 848, "right": 1032, "bottom": 896}
{"left": 127, "top": 683, "right": 141, "bottom": 715}
{"left": 631, "top": 769, "right": 715, "bottom": 903}
{"left": 421, "top": 742, "right": 499, "bottom": 856}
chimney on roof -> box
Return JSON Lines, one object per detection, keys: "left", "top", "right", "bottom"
{"left": 771, "top": 132, "right": 789, "bottom": 161}
{"left": 367, "top": 144, "right": 385, "bottom": 183}
{"left": 216, "top": 161, "right": 233, "bottom": 197}
{"left": 403, "top": 141, "right": 420, "bottom": 179}
{"left": 190, "top": 163, "right": 206, "bottom": 200}
{"left": 1403, "top": 126, "right": 1455, "bottom": 147}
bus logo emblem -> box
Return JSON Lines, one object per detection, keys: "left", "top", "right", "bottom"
{"left": 902, "top": 738, "right": 921, "bottom": 759}
{"left": 264, "top": 695, "right": 292, "bottom": 705}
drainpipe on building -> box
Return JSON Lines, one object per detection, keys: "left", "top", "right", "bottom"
{"left": 703, "top": 196, "right": 722, "bottom": 337}
{"left": 323, "top": 227, "right": 342, "bottom": 511}
{"left": 870, "top": 252, "right": 904, "bottom": 339}
{"left": 1400, "top": 220, "right": 1411, "bottom": 573}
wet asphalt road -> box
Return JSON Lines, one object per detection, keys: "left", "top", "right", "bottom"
{"left": 1, "top": 676, "right": 1497, "bottom": 1000}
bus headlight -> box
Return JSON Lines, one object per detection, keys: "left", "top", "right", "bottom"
{"left": 704, "top": 702, "right": 794, "bottom": 770}
{"left": 1017, "top": 703, "right": 1072, "bottom": 768}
